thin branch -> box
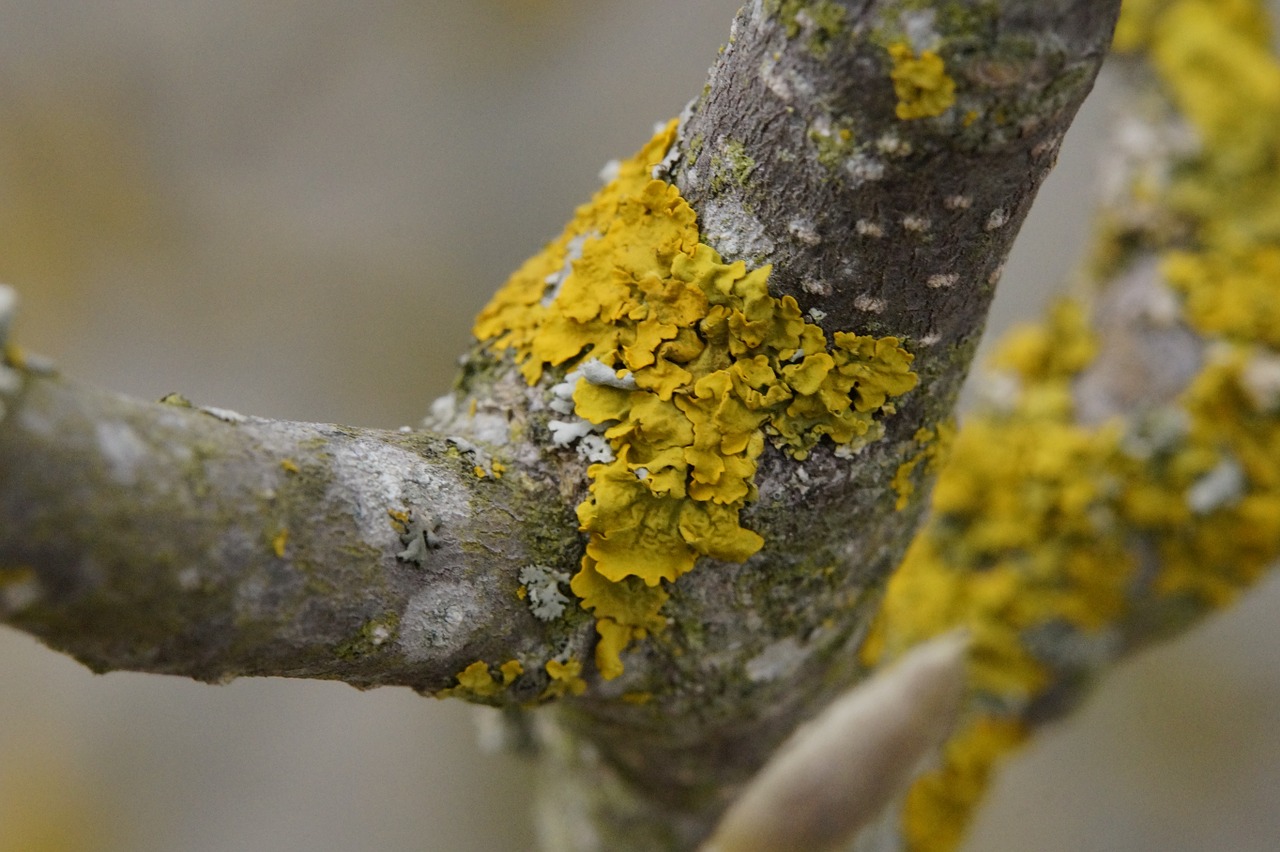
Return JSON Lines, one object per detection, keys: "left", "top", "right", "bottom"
{"left": 0, "top": 366, "right": 574, "bottom": 695}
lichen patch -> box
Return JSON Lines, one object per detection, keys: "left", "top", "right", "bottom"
{"left": 474, "top": 122, "right": 918, "bottom": 679}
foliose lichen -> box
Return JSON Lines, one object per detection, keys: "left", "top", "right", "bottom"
{"left": 474, "top": 121, "right": 918, "bottom": 679}
{"left": 888, "top": 41, "right": 957, "bottom": 120}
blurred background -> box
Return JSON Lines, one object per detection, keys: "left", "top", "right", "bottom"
{"left": 0, "top": 2, "right": 1277, "bottom": 849}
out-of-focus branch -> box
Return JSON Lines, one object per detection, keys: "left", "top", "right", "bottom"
{"left": 859, "top": 2, "right": 1280, "bottom": 849}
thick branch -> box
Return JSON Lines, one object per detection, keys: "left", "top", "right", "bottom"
{"left": 501, "top": 0, "right": 1122, "bottom": 848}
{"left": 0, "top": 369, "right": 575, "bottom": 695}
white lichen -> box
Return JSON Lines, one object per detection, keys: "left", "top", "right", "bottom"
{"left": 853, "top": 294, "right": 887, "bottom": 314}
{"left": 397, "top": 513, "right": 442, "bottom": 566}
{"left": 549, "top": 418, "right": 597, "bottom": 447}
{"left": 368, "top": 623, "right": 392, "bottom": 646}
{"left": 844, "top": 154, "right": 886, "bottom": 184}
{"left": 423, "top": 393, "right": 456, "bottom": 429}
{"left": 399, "top": 582, "right": 485, "bottom": 661}
{"left": 917, "top": 331, "right": 942, "bottom": 347}
{"left": 576, "top": 433, "right": 615, "bottom": 464}
{"left": 578, "top": 358, "right": 637, "bottom": 390}
{"left": 926, "top": 273, "right": 959, "bottom": 289}
{"left": 875, "top": 133, "right": 912, "bottom": 158}
{"left": 985, "top": 208, "right": 1011, "bottom": 231}
{"left": 801, "top": 277, "right": 834, "bottom": 296}
{"left": 788, "top": 217, "right": 821, "bottom": 246}
{"left": 519, "top": 564, "right": 571, "bottom": 621}
{"left": 701, "top": 199, "right": 776, "bottom": 261}
{"left": 542, "top": 234, "right": 589, "bottom": 307}
{"left": 901, "top": 8, "right": 940, "bottom": 52}
{"left": 901, "top": 215, "right": 931, "bottom": 233}
{"left": 761, "top": 55, "right": 809, "bottom": 102}
{"left": 944, "top": 194, "right": 973, "bottom": 210}
{"left": 855, "top": 219, "right": 885, "bottom": 239}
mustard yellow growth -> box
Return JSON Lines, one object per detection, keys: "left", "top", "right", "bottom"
{"left": 888, "top": 43, "right": 957, "bottom": 120}
{"left": 474, "top": 121, "right": 917, "bottom": 679}
{"left": 1164, "top": 247, "right": 1280, "bottom": 349}
{"left": 891, "top": 422, "right": 956, "bottom": 511}
{"left": 902, "top": 718, "right": 1027, "bottom": 852}
{"left": 437, "top": 659, "right": 524, "bottom": 700}
{"left": 543, "top": 658, "right": 587, "bottom": 698}
{"left": 271, "top": 529, "right": 289, "bottom": 559}
{"left": 864, "top": 3, "right": 1280, "bottom": 849}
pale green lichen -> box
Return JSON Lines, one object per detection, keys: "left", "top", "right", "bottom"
{"left": 766, "top": 0, "right": 849, "bottom": 56}
{"left": 709, "top": 139, "right": 756, "bottom": 194}
{"left": 475, "top": 122, "right": 917, "bottom": 679}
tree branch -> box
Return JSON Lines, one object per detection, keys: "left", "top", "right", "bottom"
{"left": 0, "top": 365, "right": 579, "bottom": 695}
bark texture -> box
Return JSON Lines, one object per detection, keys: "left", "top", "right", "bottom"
{"left": 0, "top": 372, "right": 569, "bottom": 696}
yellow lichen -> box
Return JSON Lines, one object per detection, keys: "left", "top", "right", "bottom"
{"left": 891, "top": 422, "right": 956, "bottom": 511}
{"left": 1163, "top": 247, "right": 1280, "bottom": 349}
{"left": 902, "top": 718, "right": 1028, "bottom": 852}
{"left": 438, "top": 659, "right": 524, "bottom": 700}
{"left": 543, "top": 658, "right": 588, "bottom": 698}
{"left": 475, "top": 121, "right": 918, "bottom": 678}
{"left": 499, "top": 659, "right": 524, "bottom": 684}
{"left": 888, "top": 43, "right": 957, "bottom": 121}
{"left": 280, "top": 458, "right": 300, "bottom": 474}
{"left": 271, "top": 529, "right": 289, "bottom": 559}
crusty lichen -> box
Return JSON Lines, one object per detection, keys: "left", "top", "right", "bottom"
{"left": 475, "top": 122, "right": 918, "bottom": 679}
{"left": 765, "top": 0, "right": 849, "bottom": 56}
{"left": 862, "top": 2, "right": 1280, "bottom": 848}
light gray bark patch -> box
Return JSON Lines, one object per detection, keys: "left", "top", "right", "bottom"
{"left": 400, "top": 582, "right": 486, "bottom": 660}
